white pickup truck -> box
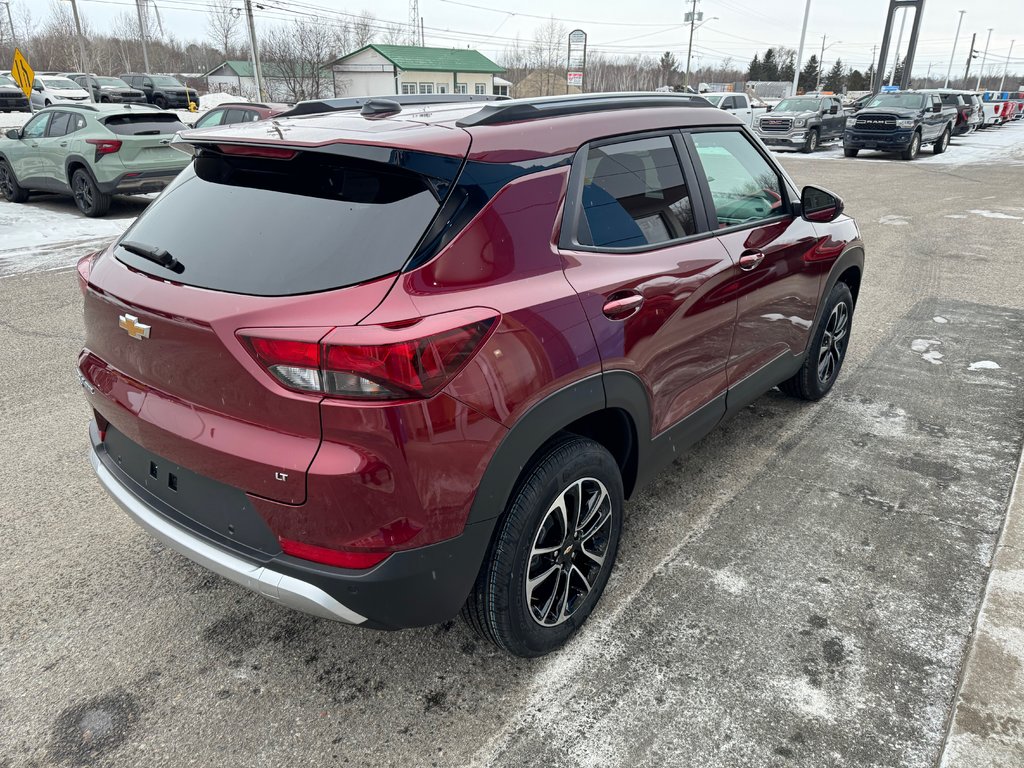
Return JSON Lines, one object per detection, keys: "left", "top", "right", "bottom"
{"left": 701, "top": 92, "right": 770, "bottom": 127}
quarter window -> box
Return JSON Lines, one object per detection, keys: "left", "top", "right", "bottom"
{"left": 576, "top": 135, "right": 696, "bottom": 249}
{"left": 691, "top": 130, "right": 785, "bottom": 228}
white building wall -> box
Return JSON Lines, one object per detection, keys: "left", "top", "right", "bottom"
{"left": 332, "top": 49, "right": 495, "bottom": 97}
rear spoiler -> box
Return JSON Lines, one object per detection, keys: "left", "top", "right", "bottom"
{"left": 278, "top": 93, "right": 509, "bottom": 118}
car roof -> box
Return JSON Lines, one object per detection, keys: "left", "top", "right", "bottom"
{"left": 40, "top": 102, "right": 162, "bottom": 115}
{"left": 179, "top": 92, "right": 736, "bottom": 163}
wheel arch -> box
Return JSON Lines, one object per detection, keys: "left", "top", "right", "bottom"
{"left": 804, "top": 244, "right": 865, "bottom": 355}
{"left": 465, "top": 372, "right": 652, "bottom": 527}
{"left": 64, "top": 154, "right": 96, "bottom": 189}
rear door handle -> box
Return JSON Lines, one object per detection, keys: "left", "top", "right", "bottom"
{"left": 59, "top": 141, "right": 68, "bottom": 147}
{"left": 738, "top": 250, "right": 765, "bottom": 271}
{"left": 602, "top": 292, "right": 644, "bottom": 320}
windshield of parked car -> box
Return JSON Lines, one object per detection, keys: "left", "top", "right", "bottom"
{"left": 702, "top": 95, "right": 724, "bottom": 106}
{"left": 95, "top": 77, "right": 131, "bottom": 87}
{"left": 773, "top": 98, "right": 822, "bottom": 112}
{"left": 865, "top": 93, "right": 927, "bottom": 109}
{"left": 151, "top": 76, "right": 184, "bottom": 86}
{"left": 0, "top": 74, "right": 16, "bottom": 87}
{"left": 41, "top": 78, "right": 82, "bottom": 90}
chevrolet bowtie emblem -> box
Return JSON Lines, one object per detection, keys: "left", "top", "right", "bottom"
{"left": 119, "top": 313, "right": 151, "bottom": 340}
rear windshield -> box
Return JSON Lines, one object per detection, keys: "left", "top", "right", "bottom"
{"left": 114, "top": 148, "right": 456, "bottom": 296}
{"left": 104, "top": 113, "right": 187, "bottom": 134}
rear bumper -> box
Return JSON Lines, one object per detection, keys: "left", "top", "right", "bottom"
{"left": 88, "top": 423, "right": 495, "bottom": 629}
{"left": 98, "top": 168, "right": 187, "bottom": 195}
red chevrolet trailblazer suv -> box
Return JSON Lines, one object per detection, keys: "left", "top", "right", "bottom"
{"left": 78, "top": 93, "right": 863, "bottom": 657}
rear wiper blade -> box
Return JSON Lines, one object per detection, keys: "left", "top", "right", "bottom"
{"left": 119, "top": 241, "right": 184, "bottom": 273}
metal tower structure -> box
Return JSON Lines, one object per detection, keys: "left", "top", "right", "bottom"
{"left": 409, "top": 0, "right": 421, "bottom": 46}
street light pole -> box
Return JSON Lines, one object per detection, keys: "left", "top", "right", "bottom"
{"left": 792, "top": 0, "right": 812, "bottom": 97}
{"left": 135, "top": 0, "right": 151, "bottom": 72}
{"left": 943, "top": 9, "right": 966, "bottom": 88}
{"left": 975, "top": 28, "right": 993, "bottom": 90}
{"left": 684, "top": 0, "right": 698, "bottom": 89}
{"left": 997, "top": 39, "right": 1014, "bottom": 92}
{"left": 1, "top": 1, "right": 17, "bottom": 50}
{"left": 67, "top": 0, "right": 94, "bottom": 102}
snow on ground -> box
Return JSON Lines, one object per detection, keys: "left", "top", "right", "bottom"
{"left": 199, "top": 92, "right": 249, "bottom": 110}
{"left": 0, "top": 197, "right": 141, "bottom": 278}
{"left": 771, "top": 121, "right": 1024, "bottom": 166}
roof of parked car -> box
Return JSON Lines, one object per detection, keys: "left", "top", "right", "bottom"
{"left": 179, "top": 92, "right": 738, "bottom": 164}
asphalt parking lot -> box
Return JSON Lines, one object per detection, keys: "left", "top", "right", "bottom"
{"left": 2, "top": 131, "right": 1024, "bottom": 767}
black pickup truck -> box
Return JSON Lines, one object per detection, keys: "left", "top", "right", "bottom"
{"left": 843, "top": 91, "right": 957, "bottom": 160}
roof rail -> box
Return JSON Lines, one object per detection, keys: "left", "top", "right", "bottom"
{"left": 455, "top": 92, "right": 713, "bottom": 127}
{"left": 278, "top": 92, "right": 509, "bottom": 118}
{"left": 51, "top": 103, "right": 99, "bottom": 111}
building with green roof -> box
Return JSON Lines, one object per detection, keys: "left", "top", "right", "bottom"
{"left": 328, "top": 44, "right": 506, "bottom": 98}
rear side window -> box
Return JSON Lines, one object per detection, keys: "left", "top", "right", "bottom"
{"left": 103, "top": 114, "right": 187, "bottom": 135}
{"left": 577, "top": 135, "right": 695, "bottom": 249}
{"left": 47, "top": 112, "right": 72, "bottom": 137}
{"left": 691, "top": 131, "right": 784, "bottom": 228}
{"left": 115, "top": 147, "right": 459, "bottom": 296}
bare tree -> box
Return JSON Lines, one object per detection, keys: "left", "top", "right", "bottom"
{"left": 260, "top": 17, "right": 337, "bottom": 101}
{"left": 381, "top": 22, "right": 411, "bottom": 46}
{"left": 351, "top": 11, "right": 376, "bottom": 50}
{"left": 206, "top": 0, "right": 240, "bottom": 60}
{"left": 528, "top": 18, "right": 567, "bottom": 96}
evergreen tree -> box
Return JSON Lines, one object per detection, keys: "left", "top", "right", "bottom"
{"left": 779, "top": 51, "right": 796, "bottom": 83}
{"left": 826, "top": 58, "right": 846, "bottom": 92}
{"left": 762, "top": 48, "right": 779, "bottom": 80}
{"left": 748, "top": 52, "right": 762, "bottom": 81}
{"left": 847, "top": 69, "right": 868, "bottom": 91}
{"left": 658, "top": 51, "right": 678, "bottom": 86}
{"left": 798, "top": 54, "right": 820, "bottom": 92}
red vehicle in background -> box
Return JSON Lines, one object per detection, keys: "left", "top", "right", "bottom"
{"left": 191, "top": 101, "right": 291, "bottom": 129}
{"left": 78, "top": 93, "right": 864, "bottom": 657}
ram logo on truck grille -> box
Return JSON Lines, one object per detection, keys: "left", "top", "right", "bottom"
{"left": 118, "top": 313, "right": 151, "bottom": 340}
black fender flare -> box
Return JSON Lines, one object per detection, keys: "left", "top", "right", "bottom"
{"left": 804, "top": 243, "right": 865, "bottom": 356}
{"left": 64, "top": 154, "right": 96, "bottom": 189}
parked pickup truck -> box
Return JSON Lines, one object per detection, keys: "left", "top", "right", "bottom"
{"left": 843, "top": 91, "right": 956, "bottom": 160}
{"left": 701, "top": 92, "right": 768, "bottom": 127}
{"left": 753, "top": 95, "right": 846, "bottom": 152}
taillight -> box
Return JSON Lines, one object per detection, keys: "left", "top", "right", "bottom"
{"left": 86, "top": 138, "right": 122, "bottom": 161}
{"left": 239, "top": 309, "right": 498, "bottom": 401}
{"left": 76, "top": 250, "right": 98, "bottom": 293}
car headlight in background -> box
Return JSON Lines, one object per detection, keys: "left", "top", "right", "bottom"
{"left": 794, "top": 118, "right": 807, "bottom": 127}
{"left": 896, "top": 119, "right": 916, "bottom": 129}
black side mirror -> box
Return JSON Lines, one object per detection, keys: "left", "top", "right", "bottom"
{"left": 766, "top": 105, "right": 773, "bottom": 112}
{"left": 932, "top": 103, "right": 942, "bottom": 113}
{"left": 801, "top": 186, "right": 844, "bottom": 223}
{"left": 829, "top": 105, "right": 839, "bottom": 114}
{"left": 5, "top": 129, "right": 20, "bottom": 140}
{"left": 33, "top": 84, "right": 43, "bottom": 92}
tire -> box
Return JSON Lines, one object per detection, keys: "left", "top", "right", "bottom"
{"left": 901, "top": 131, "right": 921, "bottom": 160}
{"left": 801, "top": 128, "right": 820, "bottom": 153}
{"left": 154, "top": 95, "right": 168, "bottom": 110}
{"left": 0, "top": 159, "right": 29, "bottom": 203}
{"left": 779, "top": 281, "right": 854, "bottom": 401}
{"left": 933, "top": 127, "right": 950, "bottom": 154}
{"left": 462, "top": 435, "right": 624, "bottom": 657}
{"left": 71, "top": 168, "right": 111, "bottom": 217}
{"left": 843, "top": 147, "right": 859, "bottom": 157}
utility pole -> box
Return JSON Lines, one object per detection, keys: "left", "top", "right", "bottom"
{"left": 888, "top": 6, "right": 907, "bottom": 86}
{"left": 135, "top": 0, "right": 150, "bottom": 71}
{"left": 943, "top": 9, "right": 965, "bottom": 88}
{"left": 684, "top": 0, "right": 698, "bottom": 89}
{"left": 67, "top": 0, "right": 94, "bottom": 102}
{"left": 963, "top": 31, "right": 976, "bottom": 84}
{"left": 818, "top": 34, "right": 826, "bottom": 89}
{"left": 2, "top": 1, "right": 17, "bottom": 50}
{"left": 792, "top": 0, "right": 812, "bottom": 97}
{"left": 998, "top": 39, "right": 1014, "bottom": 92}
{"left": 244, "top": 0, "right": 265, "bottom": 100}
{"left": 869, "top": 45, "right": 877, "bottom": 90}
{"left": 975, "top": 28, "right": 992, "bottom": 90}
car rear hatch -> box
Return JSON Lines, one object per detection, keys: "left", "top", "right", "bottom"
{"left": 99, "top": 111, "right": 189, "bottom": 165}
{"left": 80, "top": 117, "right": 470, "bottom": 505}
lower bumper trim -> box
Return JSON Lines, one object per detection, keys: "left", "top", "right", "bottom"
{"left": 89, "top": 447, "right": 367, "bottom": 625}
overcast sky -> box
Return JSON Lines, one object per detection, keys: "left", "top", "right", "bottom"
{"left": 32, "top": 0, "right": 1024, "bottom": 77}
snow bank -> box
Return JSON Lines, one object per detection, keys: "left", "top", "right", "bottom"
{"left": 199, "top": 92, "right": 249, "bottom": 110}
